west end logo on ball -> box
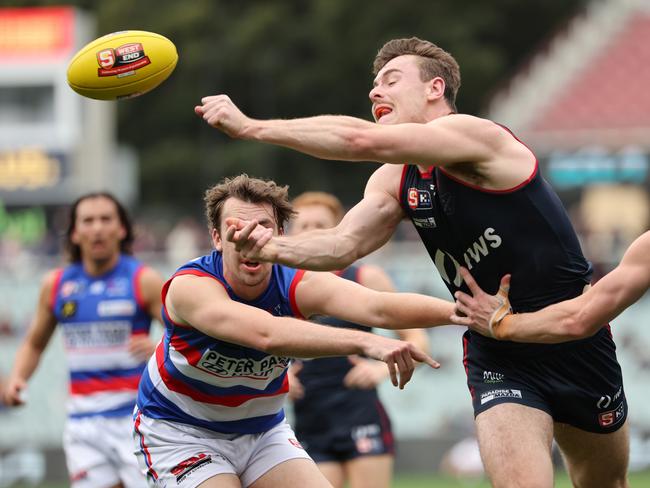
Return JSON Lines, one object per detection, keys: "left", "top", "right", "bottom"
{"left": 96, "top": 43, "right": 151, "bottom": 77}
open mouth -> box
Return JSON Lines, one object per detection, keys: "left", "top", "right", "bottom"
{"left": 374, "top": 106, "right": 392, "bottom": 120}
{"left": 241, "top": 260, "right": 261, "bottom": 272}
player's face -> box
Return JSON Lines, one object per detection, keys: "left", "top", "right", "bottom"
{"left": 71, "top": 196, "right": 126, "bottom": 262}
{"left": 214, "top": 197, "right": 279, "bottom": 290}
{"left": 370, "top": 55, "right": 432, "bottom": 124}
{"left": 289, "top": 204, "right": 338, "bottom": 235}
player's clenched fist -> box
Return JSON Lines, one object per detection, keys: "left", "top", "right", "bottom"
{"left": 194, "top": 95, "right": 251, "bottom": 138}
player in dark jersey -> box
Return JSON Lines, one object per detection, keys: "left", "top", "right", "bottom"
{"left": 451, "top": 230, "right": 650, "bottom": 343}
{"left": 195, "top": 37, "right": 630, "bottom": 488}
{"left": 2, "top": 192, "right": 164, "bottom": 488}
{"left": 288, "top": 192, "right": 429, "bottom": 488}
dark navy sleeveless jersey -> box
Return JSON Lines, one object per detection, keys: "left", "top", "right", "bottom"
{"left": 297, "top": 265, "right": 375, "bottom": 393}
{"left": 399, "top": 151, "right": 592, "bottom": 316}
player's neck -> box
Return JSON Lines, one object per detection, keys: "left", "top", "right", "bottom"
{"left": 223, "top": 268, "right": 271, "bottom": 302}
{"left": 81, "top": 252, "right": 121, "bottom": 277}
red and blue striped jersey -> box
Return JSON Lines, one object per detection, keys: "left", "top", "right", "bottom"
{"left": 136, "top": 250, "right": 306, "bottom": 434}
{"left": 51, "top": 255, "right": 152, "bottom": 418}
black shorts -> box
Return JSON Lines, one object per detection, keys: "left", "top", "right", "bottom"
{"left": 294, "top": 392, "right": 394, "bottom": 463}
{"left": 463, "top": 327, "right": 627, "bottom": 433}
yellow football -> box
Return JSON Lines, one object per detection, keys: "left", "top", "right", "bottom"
{"left": 66, "top": 30, "right": 178, "bottom": 100}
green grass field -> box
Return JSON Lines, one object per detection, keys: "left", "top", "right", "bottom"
{"left": 392, "top": 471, "right": 650, "bottom": 487}
{"left": 16, "top": 471, "right": 650, "bottom": 487}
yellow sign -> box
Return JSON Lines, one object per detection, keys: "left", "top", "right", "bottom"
{"left": 0, "top": 148, "right": 62, "bottom": 190}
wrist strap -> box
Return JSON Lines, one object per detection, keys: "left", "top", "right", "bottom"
{"left": 488, "top": 285, "right": 512, "bottom": 339}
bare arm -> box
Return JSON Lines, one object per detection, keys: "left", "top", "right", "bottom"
{"left": 166, "top": 274, "right": 439, "bottom": 388}
{"left": 452, "top": 232, "right": 650, "bottom": 343}
{"left": 225, "top": 164, "right": 405, "bottom": 270}
{"left": 128, "top": 266, "right": 165, "bottom": 361}
{"left": 195, "top": 96, "right": 528, "bottom": 174}
{"left": 296, "top": 269, "right": 455, "bottom": 330}
{"left": 138, "top": 266, "right": 164, "bottom": 323}
{"left": 343, "top": 265, "right": 431, "bottom": 389}
{"left": 358, "top": 264, "right": 429, "bottom": 350}
{"left": 3, "top": 271, "right": 58, "bottom": 406}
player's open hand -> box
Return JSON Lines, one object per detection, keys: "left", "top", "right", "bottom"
{"left": 224, "top": 218, "right": 275, "bottom": 262}
{"left": 195, "top": 95, "right": 251, "bottom": 138}
{"left": 363, "top": 336, "right": 439, "bottom": 390}
{"left": 451, "top": 267, "right": 512, "bottom": 338}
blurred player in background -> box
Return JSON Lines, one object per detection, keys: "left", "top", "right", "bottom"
{"left": 133, "top": 175, "right": 453, "bottom": 488}
{"left": 452, "top": 230, "right": 650, "bottom": 343}
{"left": 196, "top": 37, "right": 630, "bottom": 487}
{"left": 287, "top": 191, "right": 429, "bottom": 488}
{"left": 2, "top": 192, "right": 164, "bottom": 488}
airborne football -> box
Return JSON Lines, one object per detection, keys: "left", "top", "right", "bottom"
{"left": 66, "top": 30, "right": 178, "bottom": 100}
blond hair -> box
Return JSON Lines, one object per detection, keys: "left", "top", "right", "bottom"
{"left": 373, "top": 37, "right": 461, "bottom": 112}
{"left": 292, "top": 191, "right": 345, "bottom": 224}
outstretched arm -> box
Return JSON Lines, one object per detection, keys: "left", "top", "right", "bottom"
{"left": 342, "top": 264, "right": 432, "bottom": 389}
{"left": 3, "top": 271, "right": 58, "bottom": 406}
{"left": 225, "top": 164, "right": 405, "bottom": 270}
{"left": 452, "top": 232, "right": 650, "bottom": 343}
{"left": 166, "top": 274, "right": 439, "bottom": 389}
{"left": 195, "top": 96, "right": 531, "bottom": 173}
{"left": 295, "top": 270, "right": 455, "bottom": 331}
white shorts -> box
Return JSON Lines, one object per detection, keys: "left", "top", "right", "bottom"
{"left": 64, "top": 415, "right": 146, "bottom": 488}
{"left": 133, "top": 409, "right": 312, "bottom": 488}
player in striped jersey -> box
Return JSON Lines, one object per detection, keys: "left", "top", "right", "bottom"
{"left": 133, "top": 175, "right": 454, "bottom": 488}
{"left": 3, "top": 192, "right": 164, "bottom": 488}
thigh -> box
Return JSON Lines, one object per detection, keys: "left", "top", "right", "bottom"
{"left": 64, "top": 419, "right": 120, "bottom": 488}
{"left": 106, "top": 416, "right": 147, "bottom": 488}
{"left": 316, "top": 462, "right": 345, "bottom": 488}
{"left": 344, "top": 454, "right": 393, "bottom": 488}
{"left": 249, "top": 458, "right": 331, "bottom": 488}
{"left": 476, "top": 403, "right": 554, "bottom": 488}
{"left": 240, "top": 421, "right": 313, "bottom": 487}
{"left": 554, "top": 420, "right": 629, "bottom": 488}
{"left": 197, "top": 474, "right": 242, "bottom": 488}
{"left": 133, "top": 410, "right": 237, "bottom": 488}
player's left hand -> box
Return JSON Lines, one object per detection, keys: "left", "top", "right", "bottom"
{"left": 224, "top": 217, "right": 275, "bottom": 262}
{"left": 194, "top": 95, "right": 251, "bottom": 138}
{"left": 451, "top": 267, "right": 512, "bottom": 338}
{"left": 128, "top": 335, "right": 156, "bottom": 362}
{"left": 343, "top": 356, "right": 388, "bottom": 389}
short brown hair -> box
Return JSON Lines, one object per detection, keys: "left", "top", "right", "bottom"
{"left": 204, "top": 174, "right": 296, "bottom": 232}
{"left": 292, "top": 191, "right": 345, "bottom": 224}
{"left": 373, "top": 37, "right": 461, "bottom": 112}
{"left": 65, "top": 192, "right": 133, "bottom": 263}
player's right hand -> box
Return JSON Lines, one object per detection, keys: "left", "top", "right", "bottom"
{"left": 224, "top": 217, "right": 275, "bottom": 262}
{"left": 194, "top": 95, "right": 251, "bottom": 139}
{"left": 362, "top": 336, "right": 439, "bottom": 390}
{"left": 3, "top": 377, "right": 27, "bottom": 407}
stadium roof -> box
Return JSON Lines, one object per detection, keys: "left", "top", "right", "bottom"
{"left": 487, "top": 0, "right": 650, "bottom": 153}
